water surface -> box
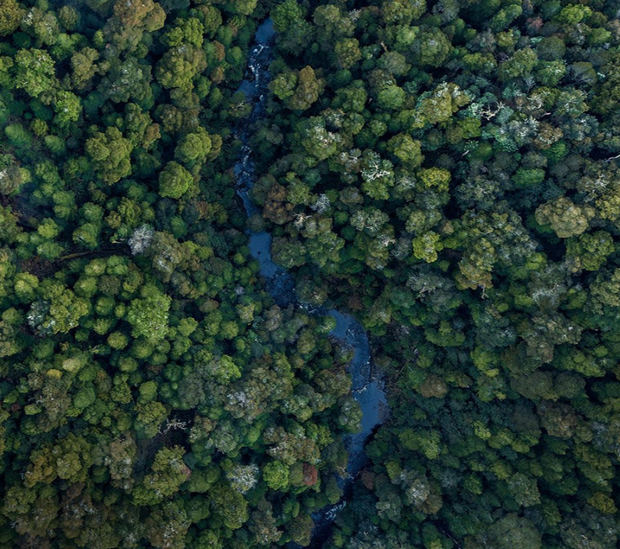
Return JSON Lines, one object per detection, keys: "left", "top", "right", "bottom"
{"left": 234, "top": 18, "right": 389, "bottom": 544}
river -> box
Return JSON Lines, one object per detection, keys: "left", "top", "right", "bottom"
{"left": 234, "top": 18, "right": 388, "bottom": 546}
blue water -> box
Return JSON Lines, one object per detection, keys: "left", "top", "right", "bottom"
{"left": 234, "top": 18, "right": 388, "bottom": 543}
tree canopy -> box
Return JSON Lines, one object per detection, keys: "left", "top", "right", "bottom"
{"left": 0, "top": 1, "right": 618, "bottom": 548}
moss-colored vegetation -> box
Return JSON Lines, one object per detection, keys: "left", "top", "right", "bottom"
{"left": 0, "top": 1, "right": 618, "bottom": 548}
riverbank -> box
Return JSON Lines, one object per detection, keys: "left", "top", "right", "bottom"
{"left": 234, "top": 17, "right": 389, "bottom": 547}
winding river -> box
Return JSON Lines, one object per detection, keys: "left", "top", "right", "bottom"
{"left": 234, "top": 19, "right": 388, "bottom": 546}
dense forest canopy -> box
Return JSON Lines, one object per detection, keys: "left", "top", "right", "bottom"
{"left": 0, "top": 0, "right": 618, "bottom": 548}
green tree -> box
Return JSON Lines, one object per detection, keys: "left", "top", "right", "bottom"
{"left": 155, "top": 44, "right": 206, "bottom": 90}
{"left": 133, "top": 446, "right": 190, "bottom": 505}
{"left": 535, "top": 197, "right": 594, "bottom": 238}
{"left": 174, "top": 129, "right": 212, "bottom": 165}
{"left": 387, "top": 134, "right": 423, "bottom": 168}
{"left": 126, "top": 284, "right": 171, "bottom": 342}
{"left": 382, "top": 0, "right": 426, "bottom": 25}
{"left": 0, "top": 0, "right": 22, "bottom": 36}
{"left": 85, "top": 127, "right": 133, "bottom": 185}
{"left": 159, "top": 161, "right": 193, "bottom": 199}
{"left": 262, "top": 460, "right": 289, "bottom": 491}
{"left": 334, "top": 38, "right": 362, "bottom": 70}
{"left": 284, "top": 66, "right": 323, "bottom": 111}
{"left": 479, "top": 513, "right": 542, "bottom": 549}
{"left": 14, "top": 49, "right": 57, "bottom": 98}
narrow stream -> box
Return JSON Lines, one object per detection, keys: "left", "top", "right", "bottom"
{"left": 234, "top": 19, "right": 388, "bottom": 546}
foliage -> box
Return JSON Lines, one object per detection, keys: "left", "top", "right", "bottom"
{"left": 0, "top": 1, "right": 618, "bottom": 548}
{"left": 254, "top": 1, "right": 620, "bottom": 547}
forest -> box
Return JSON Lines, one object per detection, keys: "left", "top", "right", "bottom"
{"left": 0, "top": 0, "right": 618, "bottom": 548}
